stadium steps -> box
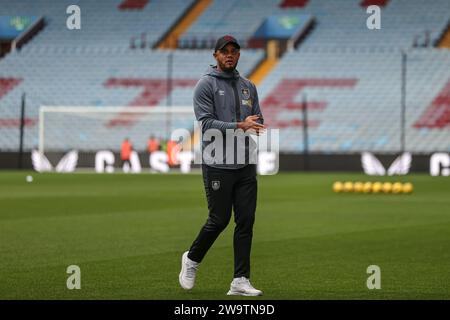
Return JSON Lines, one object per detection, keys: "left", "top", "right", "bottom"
{"left": 157, "top": 0, "right": 212, "bottom": 49}
{"left": 438, "top": 22, "right": 450, "bottom": 48}
{"left": 249, "top": 58, "right": 278, "bottom": 85}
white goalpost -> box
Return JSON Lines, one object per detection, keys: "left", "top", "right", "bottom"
{"left": 38, "top": 106, "right": 197, "bottom": 155}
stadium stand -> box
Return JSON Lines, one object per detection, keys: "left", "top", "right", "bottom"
{"left": 0, "top": 0, "right": 449, "bottom": 154}
{"left": 179, "top": 0, "right": 304, "bottom": 47}
{"left": 180, "top": 0, "right": 450, "bottom": 152}
{"left": 180, "top": 0, "right": 450, "bottom": 49}
{"left": 298, "top": 0, "right": 450, "bottom": 50}
{"left": 0, "top": 48, "right": 263, "bottom": 150}
{"left": 0, "top": 0, "right": 196, "bottom": 49}
{"left": 0, "top": 0, "right": 264, "bottom": 151}
{"left": 158, "top": 0, "right": 212, "bottom": 49}
{"left": 258, "top": 48, "right": 450, "bottom": 153}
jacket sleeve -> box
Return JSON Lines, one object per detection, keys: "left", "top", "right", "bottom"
{"left": 251, "top": 82, "right": 264, "bottom": 125}
{"left": 193, "top": 78, "right": 238, "bottom": 133}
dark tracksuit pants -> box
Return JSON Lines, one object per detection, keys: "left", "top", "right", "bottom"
{"left": 188, "top": 164, "right": 257, "bottom": 279}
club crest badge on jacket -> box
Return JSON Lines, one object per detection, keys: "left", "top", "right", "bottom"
{"left": 212, "top": 180, "right": 220, "bottom": 191}
{"left": 241, "top": 88, "right": 250, "bottom": 99}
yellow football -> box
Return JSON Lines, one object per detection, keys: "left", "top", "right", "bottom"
{"left": 353, "top": 182, "right": 364, "bottom": 193}
{"left": 402, "top": 182, "right": 413, "bottom": 194}
{"left": 343, "top": 181, "right": 354, "bottom": 193}
{"left": 392, "top": 182, "right": 403, "bottom": 194}
{"left": 382, "top": 182, "right": 392, "bottom": 193}
{"left": 363, "top": 182, "right": 373, "bottom": 193}
{"left": 333, "top": 181, "right": 344, "bottom": 193}
{"left": 372, "top": 182, "right": 382, "bottom": 193}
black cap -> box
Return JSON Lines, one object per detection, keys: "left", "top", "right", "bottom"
{"left": 214, "top": 35, "right": 240, "bottom": 52}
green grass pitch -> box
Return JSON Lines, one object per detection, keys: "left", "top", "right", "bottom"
{"left": 1, "top": 171, "right": 449, "bottom": 299}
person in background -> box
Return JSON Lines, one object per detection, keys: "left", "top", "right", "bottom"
{"left": 166, "top": 139, "right": 179, "bottom": 166}
{"left": 147, "top": 135, "right": 160, "bottom": 153}
{"left": 120, "top": 138, "right": 133, "bottom": 169}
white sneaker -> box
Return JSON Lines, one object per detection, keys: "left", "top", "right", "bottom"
{"left": 179, "top": 251, "right": 199, "bottom": 290}
{"left": 227, "top": 277, "right": 263, "bottom": 296}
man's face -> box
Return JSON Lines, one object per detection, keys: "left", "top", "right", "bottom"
{"left": 213, "top": 43, "right": 240, "bottom": 72}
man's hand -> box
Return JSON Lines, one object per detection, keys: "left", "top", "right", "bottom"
{"left": 237, "top": 115, "right": 266, "bottom": 135}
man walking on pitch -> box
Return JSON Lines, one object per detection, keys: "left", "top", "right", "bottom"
{"left": 179, "top": 35, "right": 265, "bottom": 296}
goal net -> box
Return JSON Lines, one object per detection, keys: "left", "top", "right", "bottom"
{"left": 38, "top": 106, "right": 197, "bottom": 154}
